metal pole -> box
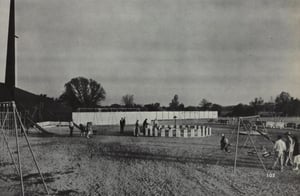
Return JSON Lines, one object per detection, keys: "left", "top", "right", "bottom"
{"left": 15, "top": 107, "right": 49, "bottom": 195}
{"left": 233, "top": 118, "right": 241, "bottom": 175}
{"left": 13, "top": 102, "right": 24, "bottom": 196}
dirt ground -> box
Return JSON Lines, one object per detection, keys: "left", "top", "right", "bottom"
{"left": 0, "top": 125, "right": 300, "bottom": 196}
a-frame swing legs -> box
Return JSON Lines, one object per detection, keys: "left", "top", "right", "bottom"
{"left": 0, "top": 101, "right": 49, "bottom": 195}
{"left": 13, "top": 104, "right": 25, "bottom": 196}
{"left": 0, "top": 112, "right": 20, "bottom": 175}
{"left": 241, "top": 121, "right": 268, "bottom": 173}
{"left": 15, "top": 109, "right": 49, "bottom": 195}
{"left": 234, "top": 118, "right": 268, "bottom": 176}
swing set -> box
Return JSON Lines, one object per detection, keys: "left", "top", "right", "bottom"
{"left": 232, "top": 115, "right": 275, "bottom": 175}
{"left": 0, "top": 101, "right": 49, "bottom": 196}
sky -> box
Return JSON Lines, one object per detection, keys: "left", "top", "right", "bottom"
{"left": 0, "top": 0, "right": 299, "bottom": 106}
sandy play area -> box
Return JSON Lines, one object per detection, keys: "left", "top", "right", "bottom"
{"left": 0, "top": 125, "right": 300, "bottom": 196}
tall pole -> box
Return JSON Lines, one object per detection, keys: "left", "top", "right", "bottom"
{"left": 5, "top": 0, "right": 16, "bottom": 101}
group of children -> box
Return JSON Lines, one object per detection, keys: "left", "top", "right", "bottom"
{"left": 73, "top": 121, "right": 93, "bottom": 138}
{"left": 134, "top": 118, "right": 157, "bottom": 137}
{"left": 272, "top": 132, "right": 300, "bottom": 171}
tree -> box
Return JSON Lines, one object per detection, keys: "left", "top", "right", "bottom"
{"left": 169, "top": 94, "right": 182, "bottom": 110}
{"left": 59, "top": 77, "right": 106, "bottom": 110}
{"left": 199, "top": 98, "right": 212, "bottom": 111}
{"left": 178, "top": 103, "right": 185, "bottom": 110}
{"left": 231, "top": 103, "right": 254, "bottom": 116}
{"left": 249, "top": 97, "right": 264, "bottom": 114}
{"left": 110, "top": 104, "right": 122, "bottom": 108}
{"left": 275, "top": 91, "right": 292, "bottom": 115}
{"left": 144, "top": 103, "right": 161, "bottom": 111}
{"left": 185, "top": 106, "right": 200, "bottom": 111}
{"left": 211, "top": 104, "right": 223, "bottom": 115}
{"left": 275, "top": 92, "right": 291, "bottom": 104}
{"left": 122, "top": 94, "right": 135, "bottom": 107}
{"left": 289, "top": 98, "right": 300, "bottom": 116}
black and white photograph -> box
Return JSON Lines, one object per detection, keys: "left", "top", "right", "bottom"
{"left": 0, "top": 0, "right": 300, "bottom": 195}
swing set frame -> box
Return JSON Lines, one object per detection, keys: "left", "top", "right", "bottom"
{"left": 0, "top": 101, "right": 49, "bottom": 196}
{"left": 233, "top": 115, "right": 274, "bottom": 175}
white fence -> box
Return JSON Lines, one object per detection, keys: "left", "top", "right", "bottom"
{"left": 72, "top": 111, "right": 218, "bottom": 125}
{"left": 138, "top": 125, "right": 212, "bottom": 138}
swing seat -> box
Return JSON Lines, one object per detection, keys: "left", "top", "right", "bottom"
{"left": 262, "top": 152, "right": 271, "bottom": 158}
{"left": 240, "top": 131, "right": 266, "bottom": 135}
{"left": 247, "top": 150, "right": 257, "bottom": 155}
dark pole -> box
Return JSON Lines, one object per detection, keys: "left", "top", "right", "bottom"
{"left": 5, "top": 0, "right": 16, "bottom": 101}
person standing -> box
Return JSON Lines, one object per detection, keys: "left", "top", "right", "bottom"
{"left": 292, "top": 135, "right": 300, "bottom": 171}
{"left": 86, "top": 122, "right": 93, "bottom": 138}
{"left": 123, "top": 117, "right": 126, "bottom": 133}
{"left": 272, "top": 135, "right": 287, "bottom": 171}
{"left": 135, "top": 120, "right": 139, "bottom": 137}
{"left": 153, "top": 119, "right": 159, "bottom": 130}
{"left": 120, "top": 117, "right": 125, "bottom": 133}
{"left": 143, "top": 119, "right": 148, "bottom": 135}
{"left": 293, "top": 154, "right": 300, "bottom": 171}
{"left": 69, "top": 121, "right": 74, "bottom": 137}
{"left": 220, "top": 134, "right": 230, "bottom": 152}
{"left": 79, "top": 123, "right": 85, "bottom": 137}
{"left": 285, "top": 132, "right": 295, "bottom": 166}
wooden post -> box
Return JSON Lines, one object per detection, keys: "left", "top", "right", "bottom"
{"left": 176, "top": 128, "right": 181, "bottom": 137}
{"left": 161, "top": 128, "right": 165, "bottom": 137}
{"left": 154, "top": 127, "right": 158, "bottom": 137}
{"left": 197, "top": 128, "right": 201, "bottom": 137}
{"left": 183, "top": 128, "right": 188, "bottom": 138}
{"left": 191, "top": 128, "right": 195, "bottom": 137}
{"left": 168, "top": 129, "right": 173, "bottom": 137}
{"left": 149, "top": 126, "right": 153, "bottom": 136}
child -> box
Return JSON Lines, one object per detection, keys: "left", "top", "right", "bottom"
{"left": 272, "top": 135, "right": 286, "bottom": 171}
{"left": 86, "top": 122, "right": 93, "bottom": 138}
{"left": 220, "top": 134, "right": 230, "bottom": 153}
{"left": 69, "top": 121, "right": 74, "bottom": 137}
{"left": 293, "top": 154, "right": 300, "bottom": 171}
{"left": 79, "top": 124, "right": 86, "bottom": 137}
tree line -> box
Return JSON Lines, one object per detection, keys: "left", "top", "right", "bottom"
{"left": 56, "top": 77, "right": 300, "bottom": 117}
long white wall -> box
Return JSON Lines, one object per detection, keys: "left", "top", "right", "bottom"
{"left": 72, "top": 111, "right": 218, "bottom": 125}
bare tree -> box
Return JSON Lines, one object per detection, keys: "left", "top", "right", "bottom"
{"left": 122, "top": 94, "right": 135, "bottom": 107}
